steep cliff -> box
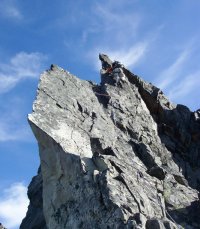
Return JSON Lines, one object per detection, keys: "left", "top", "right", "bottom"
{"left": 21, "top": 54, "right": 200, "bottom": 229}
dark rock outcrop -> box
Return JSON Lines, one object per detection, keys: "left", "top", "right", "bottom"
{"left": 20, "top": 167, "right": 47, "bottom": 229}
{"left": 21, "top": 54, "right": 200, "bottom": 229}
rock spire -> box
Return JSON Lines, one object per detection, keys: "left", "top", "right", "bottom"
{"left": 20, "top": 54, "right": 200, "bottom": 229}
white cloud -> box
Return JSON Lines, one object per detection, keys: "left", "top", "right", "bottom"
{"left": 0, "top": 75, "right": 18, "bottom": 93}
{"left": 168, "top": 71, "right": 200, "bottom": 101}
{"left": 0, "top": 52, "right": 46, "bottom": 93}
{"left": 0, "top": 0, "right": 22, "bottom": 20}
{"left": 0, "top": 121, "right": 32, "bottom": 142}
{"left": 0, "top": 97, "right": 34, "bottom": 142}
{"left": 153, "top": 43, "right": 200, "bottom": 110}
{"left": 156, "top": 49, "right": 189, "bottom": 90}
{"left": 0, "top": 52, "right": 46, "bottom": 141}
{"left": 90, "top": 1, "right": 141, "bottom": 45}
{"left": 106, "top": 42, "right": 148, "bottom": 68}
{"left": 0, "top": 183, "right": 29, "bottom": 229}
{"left": 76, "top": 1, "right": 161, "bottom": 72}
{"left": 94, "top": 2, "right": 140, "bottom": 32}
{"left": 88, "top": 41, "right": 149, "bottom": 71}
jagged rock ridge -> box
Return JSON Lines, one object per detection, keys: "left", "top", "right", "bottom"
{"left": 20, "top": 54, "right": 200, "bottom": 229}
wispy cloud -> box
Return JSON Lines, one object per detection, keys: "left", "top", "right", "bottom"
{"left": 105, "top": 42, "right": 148, "bottom": 68}
{"left": 168, "top": 71, "right": 200, "bottom": 101}
{"left": 0, "top": 121, "right": 32, "bottom": 142}
{"left": 73, "top": 1, "right": 161, "bottom": 72}
{"left": 89, "top": 41, "right": 148, "bottom": 71}
{"left": 153, "top": 43, "right": 200, "bottom": 110}
{"left": 82, "top": 1, "right": 151, "bottom": 70}
{"left": 0, "top": 97, "right": 34, "bottom": 142}
{"left": 93, "top": 2, "right": 140, "bottom": 34}
{"left": 0, "top": 183, "right": 29, "bottom": 229}
{"left": 156, "top": 50, "right": 189, "bottom": 90}
{"left": 0, "top": 0, "right": 22, "bottom": 20}
{"left": 0, "top": 52, "right": 47, "bottom": 93}
{"left": 0, "top": 52, "right": 45, "bottom": 141}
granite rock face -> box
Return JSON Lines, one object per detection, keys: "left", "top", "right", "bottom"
{"left": 21, "top": 55, "right": 200, "bottom": 229}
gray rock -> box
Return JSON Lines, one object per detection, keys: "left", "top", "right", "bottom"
{"left": 21, "top": 55, "right": 200, "bottom": 229}
{"left": 99, "top": 53, "right": 112, "bottom": 70}
{"left": 146, "top": 219, "right": 166, "bottom": 229}
{"left": 194, "top": 109, "right": 200, "bottom": 122}
{"left": 148, "top": 166, "right": 166, "bottom": 180}
{"left": 20, "top": 167, "right": 47, "bottom": 229}
{"left": 146, "top": 219, "right": 178, "bottom": 229}
{"left": 0, "top": 223, "right": 7, "bottom": 229}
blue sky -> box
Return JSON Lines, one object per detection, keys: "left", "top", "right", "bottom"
{"left": 0, "top": 0, "right": 200, "bottom": 228}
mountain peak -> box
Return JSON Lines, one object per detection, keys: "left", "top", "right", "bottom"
{"left": 21, "top": 55, "right": 200, "bottom": 229}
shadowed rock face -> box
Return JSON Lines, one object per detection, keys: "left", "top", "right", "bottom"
{"left": 20, "top": 55, "right": 200, "bottom": 229}
{"left": 20, "top": 167, "right": 47, "bottom": 229}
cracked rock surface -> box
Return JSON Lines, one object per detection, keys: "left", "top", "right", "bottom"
{"left": 20, "top": 55, "right": 200, "bottom": 229}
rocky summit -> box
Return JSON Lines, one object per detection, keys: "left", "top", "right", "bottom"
{"left": 20, "top": 54, "right": 200, "bottom": 229}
